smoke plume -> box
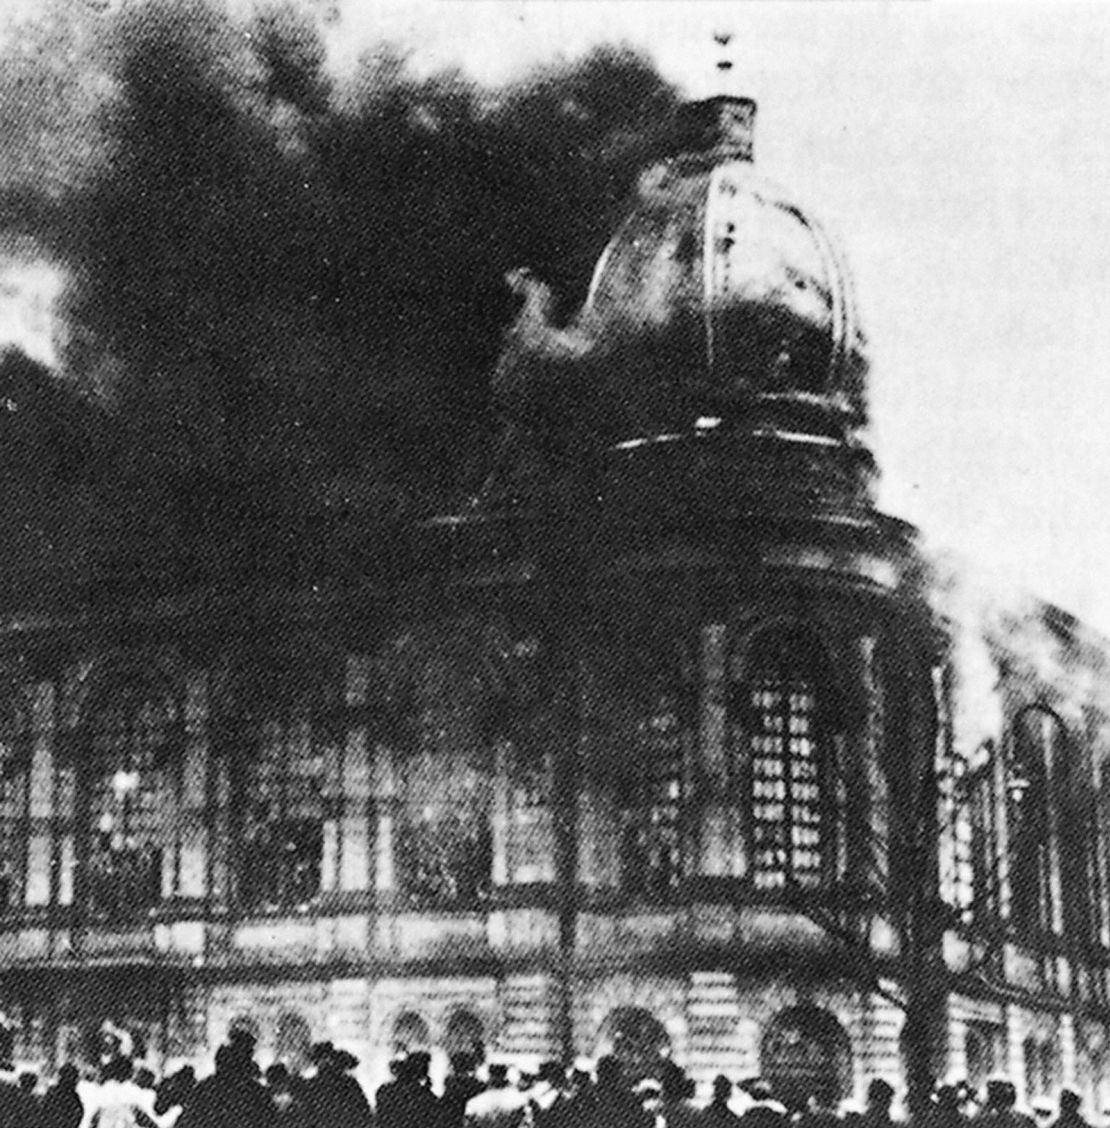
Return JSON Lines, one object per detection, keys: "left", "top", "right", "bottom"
{"left": 0, "top": 0, "right": 678, "bottom": 588}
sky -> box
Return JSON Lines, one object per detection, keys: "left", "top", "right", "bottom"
{"left": 4, "top": 0, "right": 1110, "bottom": 634}
{"left": 332, "top": 0, "right": 1110, "bottom": 632}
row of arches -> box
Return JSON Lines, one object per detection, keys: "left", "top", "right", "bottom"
{"left": 229, "top": 1002, "right": 853, "bottom": 1112}
{"left": 0, "top": 616, "right": 935, "bottom": 923}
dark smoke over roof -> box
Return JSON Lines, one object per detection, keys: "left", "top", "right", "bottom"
{"left": 0, "top": 0, "right": 679, "bottom": 592}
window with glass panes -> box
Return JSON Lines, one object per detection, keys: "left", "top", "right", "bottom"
{"left": 1010, "top": 708, "right": 1059, "bottom": 935}
{"left": 86, "top": 683, "right": 177, "bottom": 923}
{"left": 0, "top": 700, "right": 29, "bottom": 911}
{"left": 745, "top": 630, "right": 826, "bottom": 892}
{"left": 619, "top": 685, "right": 687, "bottom": 898}
{"left": 238, "top": 695, "right": 327, "bottom": 912}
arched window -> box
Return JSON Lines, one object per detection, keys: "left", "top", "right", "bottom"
{"left": 761, "top": 1006, "right": 851, "bottom": 1115}
{"left": 85, "top": 679, "right": 179, "bottom": 923}
{"left": 595, "top": 1008, "right": 671, "bottom": 1082}
{"left": 275, "top": 1012, "right": 313, "bottom": 1074}
{"left": 443, "top": 1010, "right": 485, "bottom": 1062}
{"left": 617, "top": 679, "right": 690, "bottom": 900}
{"left": 964, "top": 1022, "right": 1002, "bottom": 1096}
{"left": 1023, "top": 1034, "right": 1061, "bottom": 1105}
{"left": 395, "top": 636, "right": 494, "bottom": 907}
{"left": 0, "top": 693, "right": 31, "bottom": 912}
{"left": 229, "top": 658, "right": 340, "bottom": 913}
{"left": 1010, "top": 709, "right": 1061, "bottom": 936}
{"left": 740, "top": 628, "right": 835, "bottom": 892}
{"left": 391, "top": 1011, "right": 430, "bottom": 1055}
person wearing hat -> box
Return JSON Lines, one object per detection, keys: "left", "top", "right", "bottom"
{"left": 380, "top": 1051, "right": 438, "bottom": 1128}
{"left": 978, "top": 1079, "right": 1036, "bottom": 1128}
{"left": 442, "top": 1052, "right": 486, "bottom": 1128}
{"left": 301, "top": 1042, "right": 372, "bottom": 1128}
{"left": 658, "top": 1062, "right": 702, "bottom": 1128}
{"left": 175, "top": 1039, "right": 276, "bottom": 1128}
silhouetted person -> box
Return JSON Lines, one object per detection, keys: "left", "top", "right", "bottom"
{"left": 41, "top": 1064, "right": 83, "bottom": 1128}
{"left": 266, "top": 1063, "right": 308, "bottom": 1128}
{"left": 302, "top": 1042, "right": 373, "bottom": 1128}
{"left": 703, "top": 1076, "right": 741, "bottom": 1128}
{"left": 861, "top": 1080, "right": 897, "bottom": 1128}
{"left": 442, "top": 1053, "right": 486, "bottom": 1128}
{"left": 155, "top": 1065, "right": 196, "bottom": 1119}
{"left": 1051, "top": 1090, "right": 1091, "bottom": 1128}
{"left": 912, "top": 1085, "right": 967, "bottom": 1128}
{"left": 979, "top": 1080, "right": 1035, "bottom": 1128}
{"left": 660, "top": 1063, "right": 703, "bottom": 1128}
{"left": 375, "top": 1056, "right": 406, "bottom": 1128}
{"left": 795, "top": 1084, "right": 841, "bottom": 1128}
{"left": 594, "top": 1056, "right": 653, "bottom": 1128}
{"left": 176, "top": 1041, "right": 276, "bottom": 1128}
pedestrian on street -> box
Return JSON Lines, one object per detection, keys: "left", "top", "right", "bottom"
{"left": 175, "top": 1040, "right": 276, "bottom": 1128}
{"left": 41, "top": 1064, "right": 84, "bottom": 1128}
{"left": 704, "top": 1077, "right": 742, "bottom": 1128}
{"left": 301, "top": 1042, "right": 373, "bottom": 1128}
{"left": 1050, "top": 1090, "right": 1091, "bottom": 1128}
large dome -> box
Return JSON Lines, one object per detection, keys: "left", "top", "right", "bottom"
{"left": 487, "top": 94, "right": 877, "bottom": 522}
{"left": 582, "top": 96, "right": 867, "bottom": 423}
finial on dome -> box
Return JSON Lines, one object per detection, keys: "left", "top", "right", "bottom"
{"left": 713, "top": 30, "right": 737, "bottom": 95}
{"left": 668, "top": 30, "right": 756, "bottom": 162}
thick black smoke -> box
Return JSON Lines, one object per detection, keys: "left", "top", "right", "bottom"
{"left": 0, "top": 0, "right": 678, "bottom": 589}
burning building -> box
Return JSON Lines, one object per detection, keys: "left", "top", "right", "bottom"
{"left": 0, "top": 81, "right": 1107, "bottom": 1117}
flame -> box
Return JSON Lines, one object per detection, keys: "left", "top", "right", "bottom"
{"left": 0, "top": 243, "right": 64, "bottom": 370}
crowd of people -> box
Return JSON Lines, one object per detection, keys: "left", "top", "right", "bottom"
{"left": 0, "top": 1020, "right": 1100, "bottom": 1128}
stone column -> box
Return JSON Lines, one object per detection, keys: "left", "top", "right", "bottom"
{"left": 27, "top": 681, "right": 55, "bottom": 907}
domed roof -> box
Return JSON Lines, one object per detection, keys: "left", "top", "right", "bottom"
{"left": 582, "top": 96, "right": 867, "bottom": 423}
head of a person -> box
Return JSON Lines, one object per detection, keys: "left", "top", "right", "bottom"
{"left": 713, "top": 1075, "right": 734, "bottom": 1105}
{"left": 228, "top": 1026, "right": 257, "bottom": 1063}
{"left": 451, "top": 1052, "right": 476, "bottom": 1077}
{"left": 1061, "top": 1091, "right": 1082, "bottom": 1115}
{"left": 934, "top": 1085, "right": 961, "bottom": 1112}
{"left": 867, "top": 1080, "right": 895, "bottom": 1111}
{"left": 595, "top": 1056, "right": 623, "bottom": 1094}
{"left": 537, "top": 1061, "right": 565, "bottom": 1091}
{"left": 265, "top": 1063, "right": 291, "bottom": 1093}
{"left": 487, "top": 1064, "right": 510, "bottom": 1090}
{"left": 409, "top": 1051, "right": 431, "bottom": 1085}
{"left": 134, "top": 1067, "right": 155, "bottom": 1090}
{"left": 986, "top": 1080, "right": 1017, "bottom": 1111}
{"left": 310, "top": 1042, "right": 338, "bottom": 1073}
{"left": 57, "top": 1064, "right": 79, "bottom": 1090}
{"left": 17, "top": 1071, "right": 35, "bottom": 1094}
{"left": 101, "top": 1055, "right": 134, "bottom": 1084}
{"left": 660, "top": 1062, "right": 689, "bottom": 1103}
{"left": 749, "top": 1079, "right": 775, "bottom": 1104}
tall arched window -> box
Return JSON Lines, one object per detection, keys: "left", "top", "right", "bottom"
{"left": 230, "top": 660, "right": 340, "bottom": 914}
{"left": 761, "top": 1006, "right": 852, "bottom": 1114}
{"left": 617, "top": 679, "right": 690, "bottom": 899}
{"left": 85, "top": 679, "right": 179, "bottom": 923}
{"left": 1009, "top": 708, "right": 1061, "bottom": 936}
{"left": 0, "top": 693, "right": 31, "bottom": 912}
{"left": 740, "top": 628, "right": 835, "bottom": 892}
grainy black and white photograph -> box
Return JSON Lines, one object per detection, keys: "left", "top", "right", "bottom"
{"left": 0, "top": 0, "right": 1108, "bottom": 1125}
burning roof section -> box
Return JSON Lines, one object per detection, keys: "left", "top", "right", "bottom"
{"left": 488, "top": 94, "right": 875, "bottom": 521}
